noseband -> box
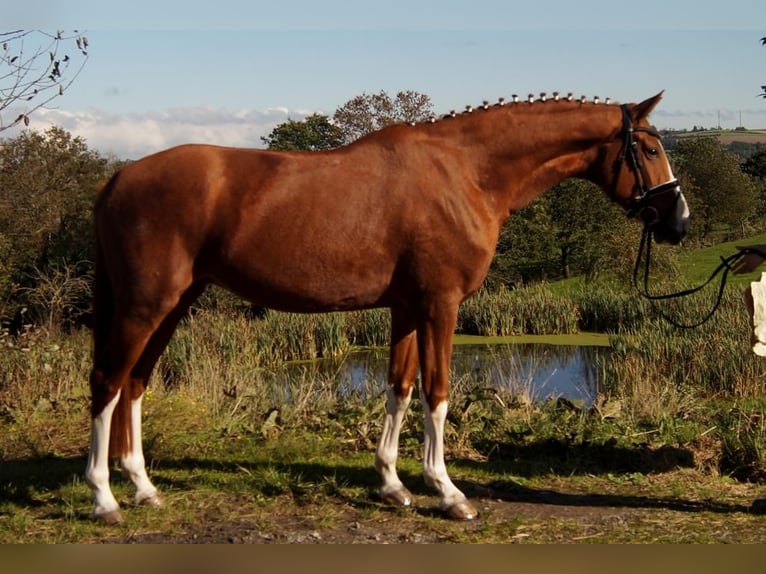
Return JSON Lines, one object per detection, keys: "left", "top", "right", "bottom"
{"left": 616, "top": 104, "right": 680, "bottom": 225}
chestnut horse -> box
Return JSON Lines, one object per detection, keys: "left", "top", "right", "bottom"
{"left": 86, "top": 91, "right": 689, "bottom": 524}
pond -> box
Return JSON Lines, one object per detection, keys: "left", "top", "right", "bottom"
{"left": 280, "top": 336, "right": 611, "bottom": 406}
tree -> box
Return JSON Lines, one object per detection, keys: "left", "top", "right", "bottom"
{"left": 262, "top": 90, "right": 434, "bottom": 151}
{"left": 743, "top": 148, "right": 766, "bottom": 180}
{"left": 672, "top": 137, "right": 759, "bottom": 241}
{"left": 487, "top": 177, "right": 684, "bottom": 287}
{"left": 488, "top": 179, "right": 635, "bottom": 285}
{"left": 1, "top": 30, "right": 89, "bottom": 132}
{"left": 261, "top": 113, "right": 344, "bottom": 151}
{"left": 0, "top": 126, "right": 114, "bottom": 326}
{"left": 544, "top": 179, "right": 615, "bottom": 279}
{"left": 333, "top": 90, "right": 433, "bottom": 144}
{"left": 760, "top": 36, "right": 766, "bottom": 99}
{"left": 489, "top": 199, "right": 558, "bottom": 287}
{"left": 743, "top": 148, "right": 766, "bottom": 221}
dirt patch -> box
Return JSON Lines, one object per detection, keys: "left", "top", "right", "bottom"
{"left": 103, "top": 472, "right": 766, "bottom": 544}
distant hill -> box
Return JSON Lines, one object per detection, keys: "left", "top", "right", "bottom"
{"left": 669, "top": 129, "right": 766, "bottom": 145}
{"left": 716, "top": 130, "right": 766, "bottom": 145}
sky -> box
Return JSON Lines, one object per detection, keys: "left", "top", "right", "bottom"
{"left": 4, "top": 0, "right": 766, "bottom": 159}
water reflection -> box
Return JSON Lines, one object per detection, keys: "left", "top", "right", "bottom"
{"left": 281, "top": 344, "right": 608, "bottom": 405}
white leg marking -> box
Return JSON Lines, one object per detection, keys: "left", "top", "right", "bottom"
{"left": 422, "top": 398, "right": 467, "bottom": 510}
{"left": 375, "top": 386, "right": 413, "bottom": 503}
{"left": 120, "top": 393, "right": 161, "bottom": 507}
{"left": 85, "top": 391, "right": 122, "bottom": 522}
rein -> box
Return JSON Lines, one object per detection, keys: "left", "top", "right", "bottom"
{"left": 633, "top": 228, "right": 766, "bottom": 329}
{"left": 614, "top": 104, "right": 763, "bottom": 328}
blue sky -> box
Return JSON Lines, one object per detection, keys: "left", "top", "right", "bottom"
{"left": 4, "top": 0, "right": 766, "bottom": 158}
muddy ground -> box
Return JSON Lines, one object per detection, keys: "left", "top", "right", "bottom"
{"left": 103, "top": 473, "right": 766, "bottom": 544}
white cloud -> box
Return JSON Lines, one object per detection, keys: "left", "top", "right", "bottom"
{"left": 6, "top": 103, "right": 765, "bottom": 159}
{"left": 3, "top": 105, "right": 321, "bottom": 159}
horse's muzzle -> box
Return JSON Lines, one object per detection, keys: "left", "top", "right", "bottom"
{"left": 652, "top": 217, "right": 689, "bottom": 245}
{"left": 629, "top": 183, "right": 689, "bottom": 245}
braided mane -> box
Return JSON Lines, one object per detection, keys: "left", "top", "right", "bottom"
{"left": 411, "top": 91, "right": 617, "bottom": 126}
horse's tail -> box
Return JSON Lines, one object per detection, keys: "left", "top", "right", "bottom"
{"left": 90, "top": 176, "right": 132, "bottom": 459}
{"left": 91, "top": 180, "right": 113, "bottom": 373}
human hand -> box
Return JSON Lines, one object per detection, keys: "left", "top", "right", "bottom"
{"left": 732, "top": 245, "right": 766, "bottom": 275}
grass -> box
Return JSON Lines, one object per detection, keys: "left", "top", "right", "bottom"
{"left": 4, "top": 234, "right": 766, "bottom": 542}
{"left": 679, "top": 232, "right": 766, "bottom": 288}
{"left": 2, "top": 386, "right": 766, "bottom": 543}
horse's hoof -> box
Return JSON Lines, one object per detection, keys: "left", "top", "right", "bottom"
{"left": 136, "top": 493, "right": 163, "bottom": 508}
{"left": 95, "top": 509, "right": 124, "bottom": 525}
{"left": 380, "top": 487, "right": 414, "bottom": 507}
{"left": 749, "top": 498, "right": 766, "bottom": 514}
{"left": 444, "top": 500, "right": 478, "bottom": 521}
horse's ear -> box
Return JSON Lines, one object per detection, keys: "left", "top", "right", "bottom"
{"left": 632, "top": 91, "right": 664, "bottom": 121}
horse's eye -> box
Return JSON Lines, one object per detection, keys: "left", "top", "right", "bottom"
{"left": 646, "top": 147, "right": 659, "bottom": 158}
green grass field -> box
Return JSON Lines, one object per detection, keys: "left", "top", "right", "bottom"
{"left": 679, "top": 233, "right": 766, "bottom": 288}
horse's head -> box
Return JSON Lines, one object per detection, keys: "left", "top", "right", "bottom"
{"left": 591, "top": 92, "right": 690, "bottom": 244}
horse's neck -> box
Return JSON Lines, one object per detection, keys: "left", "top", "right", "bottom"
{"left": 448, "top": 103, "right": 622, "bottom": 221}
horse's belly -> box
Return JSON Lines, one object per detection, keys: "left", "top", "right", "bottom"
{"left": 217, "top": 257, "right": 394, "bottom": 313}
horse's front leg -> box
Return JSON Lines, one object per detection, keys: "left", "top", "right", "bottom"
{"left": 375, "top": 310, "right": 419, "bottom": 506}
{"left": 418, "top": 303, "right": 478, "bottom": 520}
{"left": 376, "top": 385, "right": 414, "bottom": 506}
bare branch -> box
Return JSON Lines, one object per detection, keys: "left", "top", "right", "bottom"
{"left": 761, "top": 36, "right": 766, "bottom": 99}
{"left": 0, "top": 30, "right": 89, "bottom": 133}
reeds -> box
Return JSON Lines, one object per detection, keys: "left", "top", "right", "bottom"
{"left": 5, "top": 280, "right": 765, "bottom": 409}
{"left": 602, "top": 289, "right": 766, "bottom": 399}
{"left": 3, "top": 278, "right": 766, "bottom": 476}
{"left": 458, "top": 284, "right": 580, "bottom": 336}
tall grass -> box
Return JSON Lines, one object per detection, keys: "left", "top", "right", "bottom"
{"left": 157, "top": 307, "right": 390, "bottom": 419}
{"left": 458, "top": 284, "right": 580, "bottom": 336}
{"left": 5, "top": 280, "right": 765, "bottom": 415}
{"left": 575, "top": 281, "right": 652, "bottom": 334}
{"left": 603, "top": 289, "right": 766, "bottom": 399}
{"left": 0, "top": 326, "right": 92, "bottom": 459}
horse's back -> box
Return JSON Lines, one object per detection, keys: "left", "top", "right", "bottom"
{"left": 95, "top": 144, "right": 404, "bottom": 310}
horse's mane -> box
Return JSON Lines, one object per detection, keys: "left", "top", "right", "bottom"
{"left": 410, "top": 92, "right": 618, "bottom": 127}
{"left": 343, "top": 91, "right": 624, "bottom": 150}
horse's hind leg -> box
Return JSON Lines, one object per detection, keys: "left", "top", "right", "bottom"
{"left": 86, "top": 311, "right": 162, "bottom": 524}
{"left": 118, "top": 380, "right": 160, "bottom": 508}
{"left": 375, "top": 308, "right": 419, "bottom": 506}
{"left": 87, "top": 282, "right": 200, "bottom": 523}
{"left": 118, "top": 285, "right": 204, "bottom": 508}
{"left": 85, "top": 389, "right": 122, "bottom": 523}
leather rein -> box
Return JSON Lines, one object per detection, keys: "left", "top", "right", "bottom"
{"left": 616, "top": 105, "right": 761, "bottom": 329}
{"left": 633, "top": 228, "right": 765, "bottom": 329}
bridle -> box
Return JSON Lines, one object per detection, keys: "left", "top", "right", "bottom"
{"left": 615, "top": 104, "right": 681, "bottom": 225}
{"left": 593, "top": 103, "right": 759, "bottom": 329}
{"left": 614, "top": 104, "right": 759, "bottom": 329}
